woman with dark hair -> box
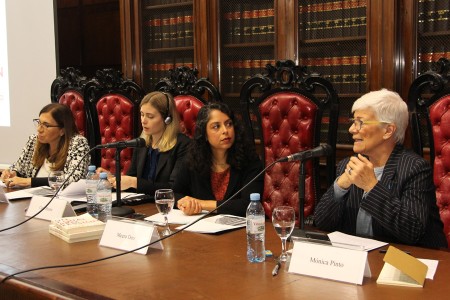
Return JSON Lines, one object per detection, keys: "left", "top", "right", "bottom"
{"left": 173, "top": 101, "right": 263, "bottom": 217}
{"left": 1, "top": 103, "right": 90, "bottom": 188}
{"left": 99, "top": 91, "right": 190, "bottom": 196}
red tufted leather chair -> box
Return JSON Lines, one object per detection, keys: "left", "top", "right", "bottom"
{"left": 240, "top": 60, "right": 339, "bottom": 226}
{"left": 155, "top": 66, "right": 222, "bottom": 138}
{"left": 408, "top": 57, "right": 450, "bottom": 246}
{"left": 50, "top": 67, "right": 92, "bottom": 143}
{"left": 85, "top": 69, "right": 145, "bottom": 174}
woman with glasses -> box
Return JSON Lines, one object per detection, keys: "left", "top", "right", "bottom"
{"left": 173, "top": 101, "right": 263, "bottom": 217}
{"left": 315, "top": 89, "right": 447, "bottom": 248}
{"left": 0, "top": 103, "right": 90, "bottom": 188}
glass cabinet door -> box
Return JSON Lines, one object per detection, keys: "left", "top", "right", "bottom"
{"left": 218, "top": 0, "right": 276, "bottom": 114}
{"left": 298, "top": 0, "right": 367, "bottom": 144}
{"left": 141, "top": 0, "right": 195, "bottom": 91}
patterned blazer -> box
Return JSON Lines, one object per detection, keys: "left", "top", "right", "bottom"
{"left": 315, "top": 144, "right": 447, "bottom": 248}
{"left": 10, "top": 134, "right": 90, "bottom": 187}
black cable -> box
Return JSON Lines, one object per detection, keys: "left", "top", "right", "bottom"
{"left": 1, "top": 159, "right": 278, "bottom": 283}
{"left": 0, "top": 147, "right": 96, "bottom": 233}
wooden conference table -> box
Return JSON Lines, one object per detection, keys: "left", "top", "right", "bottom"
{"left": 0, "top": 198, "right": 449, "bottom": 299}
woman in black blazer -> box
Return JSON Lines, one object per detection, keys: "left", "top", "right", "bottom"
{"left": 173, "top": 101, "right": 263, "bottom": 217}
{"left": 315, "top": 89, "right": 447, "bottom": 248}
{"left": 101, "top": 91, "right": 190, "bottom": 198}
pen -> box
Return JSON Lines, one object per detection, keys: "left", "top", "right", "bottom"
{"left": 272, "top": 261, "right": 281, "bottom": 276}
{"left": 379, "top": 249, "right": 411, "bottom": 255}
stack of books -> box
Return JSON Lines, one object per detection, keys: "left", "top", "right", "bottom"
{"left": 49, "top": 214, "right": 106, "bottom": 243}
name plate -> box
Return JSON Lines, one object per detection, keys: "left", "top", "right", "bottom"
{"left": 288, "top": 241, "right": 371, "bottom": 285}
{"left": 99, "top": 219, "right": 163, "bottom": 255}
{"left": 26, "top": 196, "right": 76, "bottom": 220}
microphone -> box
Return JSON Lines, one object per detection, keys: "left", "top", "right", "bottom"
{"left": 96, "top": 138, "right": 146, "bottom": 149}
{"left": 276, "top": 144, "right": 332, "bottom": 162}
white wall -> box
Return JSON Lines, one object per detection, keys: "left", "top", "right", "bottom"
{"left": 0, "top": 0, "right": 56, "bottom": 168}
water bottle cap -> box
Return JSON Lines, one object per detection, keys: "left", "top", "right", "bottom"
{"left": 88, "top": 165, "right": 96, "bottom": 171}
{"left": 250, "top": 193, "right": 260, "bottom": 201}
{"left": 99, "top": 172, "right": 108, "bottom": 179}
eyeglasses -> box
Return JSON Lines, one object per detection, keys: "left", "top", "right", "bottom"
{"left": 33, "top": 119, "right": 61, "bottom": 129}
{"left": 349, "top": 118, "right": 389, "bottom": 130}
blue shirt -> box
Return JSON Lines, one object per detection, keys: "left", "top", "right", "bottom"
{"left": 142, "top": 147, "right": 160, "bottom": 181}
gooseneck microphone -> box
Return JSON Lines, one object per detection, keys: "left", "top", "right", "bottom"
{"left": 97, "top": 137, "right": 146, "bottom": 149}
{"left": 276, "top": 144, "right": 332, "bottom": 162}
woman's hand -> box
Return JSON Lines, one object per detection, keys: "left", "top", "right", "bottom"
{"left": 117, "top": 175, "right": 137, "bottom": 190}
{"left": 5, "top": 176, "right": 31, "bottom": 188}
{"left": 1, "top": 169, "right": 16, "bottom": 182}
{"left": 177, "top": 196, "right": 203, "bottom": 215}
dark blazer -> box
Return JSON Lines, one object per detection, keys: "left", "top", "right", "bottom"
{"left": 173, "top": 157, "right": 264, "bottom": 217}
{"left": 126, "top": 133, "right": 190, "bottom": 197}
{"left": 315, "top": 144, "right": 447, "bottom": 248}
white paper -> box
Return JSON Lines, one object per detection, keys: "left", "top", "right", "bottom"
{"left": 58, "top": 192, "right": 145, "bottom": 203}
{"left": 145, "top": 209, "right": 206, "bottom": 225}
{"left": 175, "top": 214, "right": 246, "bottom": 233}
{"left": 418, "top": 259, "right": 439, "bottom": 279}
{"left": 59, "top": 179, "right": 86, "bottom": 196}
{"left": 6, "top": 186, "right": 54, "bottom": 200}
{"left": 328, "top": 231, "right": 388, "bottom": 251}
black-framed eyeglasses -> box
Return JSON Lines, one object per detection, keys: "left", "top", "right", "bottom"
{"left": 33, "top": 119, "right": 61, "bottom": 129}
{"left": 348, "top": 118, "right": 389, "bottom": 130}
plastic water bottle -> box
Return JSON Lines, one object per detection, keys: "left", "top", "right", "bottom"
{"left": 246, "top": 193, "right": 265, "bottom": 263}
{"left": 85, "top": 165, "right": 98, "bottom": 217}
{"left": 96, "top": 172, "right": 112, "bottom": 222}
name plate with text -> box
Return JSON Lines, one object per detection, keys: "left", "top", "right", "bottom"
{"left": 288, "top": 241, "right": 371, "bottom": 285}
{"left": 99, "top": 219, "right": 163, "bottom": 255}
{"left": 26, "top": 196, "right": 76, "bottom": 220}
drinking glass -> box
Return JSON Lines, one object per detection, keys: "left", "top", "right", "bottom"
{"left": 154, "top": 189, "right": 175, "bottom": 236}
{"left": 272, "top": 206, "right": 295, "bottom": 262}
{"left": 48, "top": 170, "right": 65, "bottom": 197}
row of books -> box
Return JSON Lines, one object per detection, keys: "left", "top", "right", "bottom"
{"left": 143, "top": 10, "right": 193, "bottom": 49}
{"left": 299, "top": 0, "right": 367, "bottom": 40}
{"left": 418, "top": 50, "right": 450, "bottom": 74}
{"left": 222, "top": 4, "right": 275, "bottom": 44}
{"left": 144, "top": 61, "right": 194, "bottom": 89}
{"left": 221, "top": 59, "right": 276, "bottom": 94}
{"left": 301, "top": 55, "right": 367, "bottom": 94}
{"left": 418, "top": 0, "right": 450, "bottom": 33}
{"left": 143, "top": 0, "right": 188, "bottom": 5}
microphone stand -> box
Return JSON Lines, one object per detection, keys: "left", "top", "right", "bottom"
{"left": 111, "top": 147, "right": 135, "bottom": 216}
{"left": 290, "top": 160, "right": 329, "bottom": 243}
{"left": 291, "top": 161, "right": 307, "bottom": 238}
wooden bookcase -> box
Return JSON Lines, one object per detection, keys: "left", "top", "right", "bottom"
{"left": 121, "top": 0, "right": 449, "bottom": 153}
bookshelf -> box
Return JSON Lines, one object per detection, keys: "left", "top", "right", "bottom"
{"left": 417, "top": 0, "right": 450, "bottom": 75}
{"left": 218, "top": 0, "right": 276, "bottom": 114}
{"left": 121, "top": 0, "right": 449, "bottom": 153}
{"left": 140, "top": 0, "right": 195, "bottom": 91}
{"left": 298, "top": 0, "right": 367, "bottom": 144}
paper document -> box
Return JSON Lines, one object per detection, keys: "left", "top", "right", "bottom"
{"left": 6, "top": 186, "right": 54, "bottom": 200}
{"left": 145, "top": 209, "right": 206, "bottom": 225}
{"left": 328, "top": 231, "right": 388, "bottom": 251}
{"left": 59, "top": 179, "right": 86, "bottom": 197}
{"left": 59, "top": 192, "right": 145, "bottom": 203}
{"left": 176, "top": 214, "right": 246, "bottom": 233}
{"left": 418, "top": 259, "right": 438, "bottom": 279}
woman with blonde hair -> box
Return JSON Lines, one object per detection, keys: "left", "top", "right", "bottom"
{"left": 103, "top": 91, "right": 190, "bottom": 197}
{"left": 1, "top": 103, "right": 90, "bottom": 188}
